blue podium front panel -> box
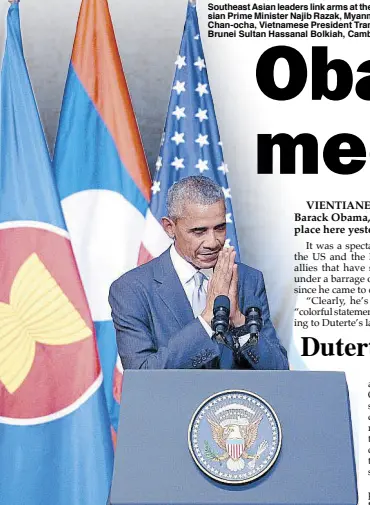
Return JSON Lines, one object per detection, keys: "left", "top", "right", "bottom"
{"left": 111, "top": 370, "right": 357, "bottom": 505}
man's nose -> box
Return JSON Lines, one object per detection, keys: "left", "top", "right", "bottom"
{"left": 203, "top": 231, "right": 219, "bottom": 249}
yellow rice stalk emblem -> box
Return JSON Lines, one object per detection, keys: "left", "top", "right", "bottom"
{"left": 0, "top": 253, "right": 92, "bottom": 394}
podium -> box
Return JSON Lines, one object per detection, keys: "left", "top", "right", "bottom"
{"left": 111, "top": 370, "right": 357, "bottom": 505}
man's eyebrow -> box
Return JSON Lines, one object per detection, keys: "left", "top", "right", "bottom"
{"left": 188, "top": 222, "right": 227, "bottom": 232}
{"left": 189, "top": 226, "right": 208, "bottom": 232}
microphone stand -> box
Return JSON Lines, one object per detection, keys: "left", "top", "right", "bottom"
{"left": 212, "top": 329, "right": 240, "bottom": 354}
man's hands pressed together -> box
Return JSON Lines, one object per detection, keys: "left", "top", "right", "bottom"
{"left": 201, "top": 247, "right": 245, "bottom": 328}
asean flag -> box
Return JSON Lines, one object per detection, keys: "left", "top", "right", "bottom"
{"left": 0, "top": 3, "right": 113, "bottom": 504}
{"left": 53, "top": 0, "right": 152, "bottom": 440}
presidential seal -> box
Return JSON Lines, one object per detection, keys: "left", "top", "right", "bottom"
{"left": 188, "top": 390, "right": 281, "bottom": 484}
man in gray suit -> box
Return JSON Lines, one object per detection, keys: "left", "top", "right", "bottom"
{"left": 109, "top": 176, "right": 288, "bottom": 370}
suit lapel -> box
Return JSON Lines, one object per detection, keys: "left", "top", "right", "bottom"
{"left": 153, "top": 249, "right": 195, "bottom": 327}
{"left": 152, "top": 250, "right": 237, "bottom": 369}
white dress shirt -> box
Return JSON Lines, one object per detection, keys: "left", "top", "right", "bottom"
{"left": 170, "top": 245, "right": 213, "bottom": 337}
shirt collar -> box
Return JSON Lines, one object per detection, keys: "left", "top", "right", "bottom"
{"left": 170, "top": 244, "right": 197, "bottom": 285}
{"left": 170, "top": 245, "right": 213, "bottom": 285}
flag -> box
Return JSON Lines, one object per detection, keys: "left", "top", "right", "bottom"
{"left": 0, "top": 2, "right": 113, "bottom": 504}
{"left": 53, "top": 0, "right": 152, "bottom": 439}
{"left": 139, "top": 0, "right": 240, "bottom": 264}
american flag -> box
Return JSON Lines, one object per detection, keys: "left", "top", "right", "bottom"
{"left": 139, "top": 0, "right": 240, "bottom": 263}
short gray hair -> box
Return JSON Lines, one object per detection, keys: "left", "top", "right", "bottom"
{"left": 167, "top": 176, "right": 225, "bottom": 220}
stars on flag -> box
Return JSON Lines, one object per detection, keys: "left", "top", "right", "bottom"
{"left": 175, "top": 55, "right": 186, "bottom": 69}
{"left": 195, "top": 108, "right": 208, "bottom": 122}
{"left": 222, "top": 187, "right": 232, "bottom": 199}
{"left": 195, "top": 133, "right": 209, "bottom": 148}
{"left": 171, "top": 157, "right": 185, "bottom": 171}
{"left": 151, "top": 181, "right": 161, "bottom": 195}
{"left": 224, "top": 239, "right": 231, "bottom": 248}
{"left": 194, "top": 57, "right": 206, "bottom": 71}
{"left": 173, "top": 81, "right": 186, "bottom": 95}
{"left": 148, "top": 3, "right": 240, "bottom": 261}
{"left": 217, "top": 162, "right": 228, "bottom": 174}
{"left": 195, "top": 82, "right": 208, "bottom": 97}
{"left": 155, "top": 156, "right": 162, "bottom": 171}
{"left": 172, "top": 106, "right": 186, "bottom": 120}
{"left": 171, "top": 131, "right": 185, "bottom": 146}
{"left": 195, "top": 159, "right": 209, "bottom": 173}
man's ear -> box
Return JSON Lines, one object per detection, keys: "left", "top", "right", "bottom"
{"left": 161, "top": 216, "right": 176, "bottom": 239}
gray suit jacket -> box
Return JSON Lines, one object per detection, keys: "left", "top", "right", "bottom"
{"left": 109, "top": 248, "right": 288, "bottom": 370}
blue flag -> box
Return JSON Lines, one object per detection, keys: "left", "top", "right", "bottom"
{"left": 140, "top": 0, "right": 240, "bottom": 262}
{"left": 0, "top": 4, "right": 113, "bottom": 504}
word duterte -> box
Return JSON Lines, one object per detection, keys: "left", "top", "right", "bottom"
{"left": 256, "top": 46, "right": 370, "bottom": 175}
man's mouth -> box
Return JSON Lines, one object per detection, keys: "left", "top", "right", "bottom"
{"left": 199, "top": 251, "right": 220, "bottom": 259}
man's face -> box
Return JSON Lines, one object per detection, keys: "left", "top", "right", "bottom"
{"left": 162, "top": 200, "right": 227, "bottom": 269}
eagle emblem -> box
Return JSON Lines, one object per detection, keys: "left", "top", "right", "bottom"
{"left": 207, "top": 408, "right": 268, "bottom": 471}
{"left": 188, "top": 390, "right": 281, "bottom": 484}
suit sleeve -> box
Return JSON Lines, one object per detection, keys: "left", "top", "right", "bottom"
{"left": 241, "top": 271, "right": 289, "bottom": 370}
{"left": 109, "top": 278, "right": 220, "bottom": 369}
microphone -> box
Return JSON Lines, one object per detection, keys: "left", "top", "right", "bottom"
{"left": 244, "top": 297, "right": 263, "bottom": 340}
{"left": 233, "top": 297, "right": 263, "bottom": 361}
{"left": 211, "top": 295, "right": 230, "bottom": 338}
